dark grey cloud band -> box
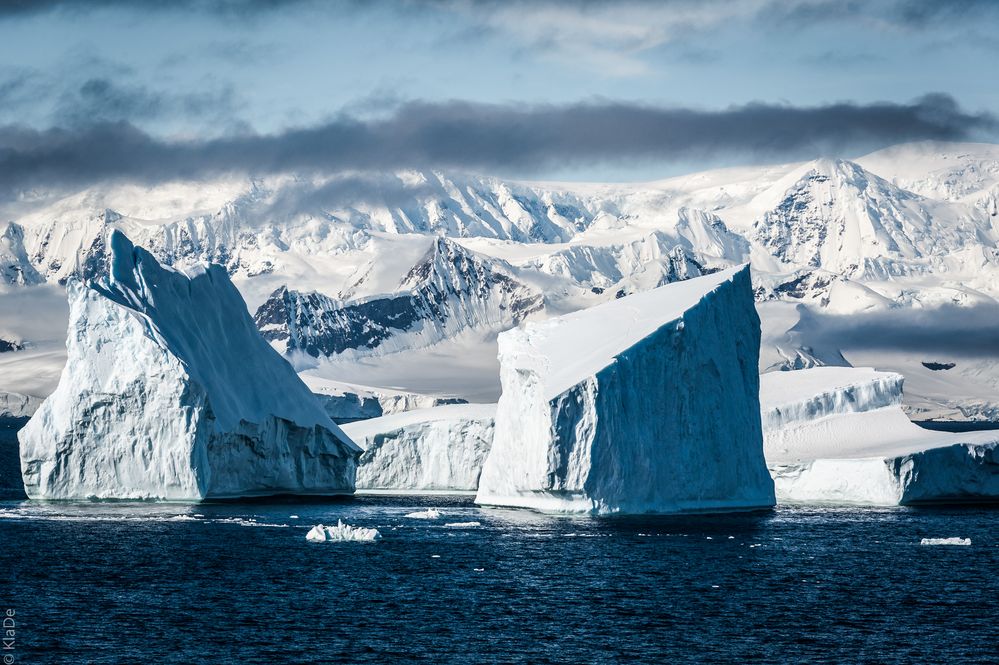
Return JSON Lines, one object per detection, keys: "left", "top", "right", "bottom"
{"left": 0, "top": 94, "right": 993, "bottom": 190}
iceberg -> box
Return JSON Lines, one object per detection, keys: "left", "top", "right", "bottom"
{"left": 762, "top": 367, "right": 999, "bottom": 505}
{"left": 305, "top": 376, "right": 467, "bottom": 424}
{"left": 344, "top": 404, "right": 495, "bottom": 491}
{"left": 475, "top": 265, "right": 775, "bottom": 514}
{"left": 18, "top": 231, "right": 361, "bottom": 500}
{"left": 306, "top": 521, "right": 381, "bottom": 542}
{"left": 404, "top": 508, "right": 442, "bottom": 519}
{"left": 0, "top": 391, "right": 41, "bottom": 420}
{"left": 920, "top": 537, "right": 971, "bottom": 546}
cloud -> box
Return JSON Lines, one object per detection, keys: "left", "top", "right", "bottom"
{"left": 0, "top": 94, "right": 993, "bottom": 192}
{"left": 261, "top": 173, "right": 438, "bottom": 216}
{"left": 4, "top": 2, "right": 998, "bottom": 77}
{"left": 796, "top": 302, "right": 999, "bottom": 357}
{"left": 52, "top": 78, "right": 239, "bottom": 126}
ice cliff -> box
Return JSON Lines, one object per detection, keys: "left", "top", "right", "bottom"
{"left": 344, "top": 404, "right": 495, "bottom": 491}
{"left": 475, "top": 265, "right": 775, "bottom": 514}
{"left": 18, "top": 231, "right": 360, "bottom": 500}
{"left": 761, "top": 367, "right": 999, "bottom": 505}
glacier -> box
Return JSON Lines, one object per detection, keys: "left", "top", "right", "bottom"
{"left": 761, "top": 367, "right": 999, "bottom": 505}
{"left": 344, "top": 404, "right": 495, "bottom": 492}
{"left": 18, "top": 231, "right": 361, "bottom": 500}
{"left": 475, "top": 265, "right": 775, "bottom": 514}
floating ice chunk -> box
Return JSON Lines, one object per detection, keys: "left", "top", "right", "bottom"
{"left": 920, "top": 537, "right": 971, "bottom": 546}
{"left": 405, "top": 508, "right": 441, "bottom": 519}
{"left": 305, "top": 525, "right": 327, "bottom": 542}
{"left": 444, "top": 521, "right": 481, "bottom": 527}
{"left": 763, "top": 368, "right": 999, "bottom": 506}
{"left": 18, "top": 230, "right": 360, "bottom": 500}
{"left": 306, "top": 520, "right": 381, "bottom": 542}
{"left": 476, "top": 266, "right": 775, "bottom": 514}
{"left": 346, "top": 404, "right": 495, "bottom": 491}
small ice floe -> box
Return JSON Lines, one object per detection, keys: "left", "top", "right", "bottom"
{"left": 405, "top": 508, "right": 441, "bottom": 519}
{"left": 474, "top": 568, "right": 485, "bottom": 572}
{"left": 216, "top": 517, "right": 288, "bottom": 528}
{"left": 168, "top": 515, "right": 199, "bottom": 521}
{"left": 444, "top": 521, "right": 481, "bottom": 528}
{"left": 306, "top": 521, "right": 381, "bottom": 542}
{"left": 290, "top": 515, "right": 299, "bottom": 519}
{"left": 431, "top": 555, "right": 441, "bottom": 558}
{"left": 920, "top": 537, "right": 971, "bottom": 546}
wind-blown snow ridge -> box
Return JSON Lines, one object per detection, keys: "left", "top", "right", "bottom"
{"left": 18, "top": 230, "right": 360, "bottom": 500}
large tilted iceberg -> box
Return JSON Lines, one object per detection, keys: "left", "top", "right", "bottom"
{"left": 475, "top": 265, "right": 775, "bottom": 514}
{"left": 762, "top": 367, "right": 999, "bottom": 505}
{"left": 344, "top": 404, "right": 495, "bottom": 491}
{"left": 18, "top": 231, "right": 361, "bottom": 500}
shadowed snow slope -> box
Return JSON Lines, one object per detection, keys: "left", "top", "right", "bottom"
{"left": 476, "top": 265, "right": 775, "bottom": 514}
{"left": 18, "top": 231, "right": 360, "bottom": 500}
{"left": 762, "top": 367, "right": 999, "bottom": 505}
{"left": 254, "top": 237, "right": 542, "bottom": 359}
{"left": 345, "top": 404, "right": 495, "bottom": 491}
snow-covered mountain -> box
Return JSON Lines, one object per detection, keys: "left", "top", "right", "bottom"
{"left": 2, "top": 141, "right": 999, "bottom": 420}
{"left": 749, "top": 158, "right": 996, "bottom": 279}
{"left": 254, "top": 236, "right": 543, "bottom": 358}
{"left": 0, "top": 223, "right": 43, "bottom": 287}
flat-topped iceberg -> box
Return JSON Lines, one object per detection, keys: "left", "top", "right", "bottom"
{"left": 762, "top": 367, "right": 999, "bottom": 505}
{"left": 344, "top": 404, "right": 495, "bottom": 491}
{"left": 19, "top": 231, "right": 361, "bottom": 500}
{"left": 475, "top": 265, "right": 775, "bottom": 514}
{"left": 920, "top": 537, "right": 971, "bottom": 546}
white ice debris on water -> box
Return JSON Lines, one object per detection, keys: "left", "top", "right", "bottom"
{"left": 404, "top": 508, "right": 442, "bottom": 519}
{"left": 475, "top": 265, "right": 775, "bottom": 514}
{"left": 306, "top": 521, "right": 381, "bottom": 542}
{"left": 18, "top": 230, "right": 361, "bottom": 500}
{"left": 444, "top": 521, "right": 481, "bottom": 527}
{"left": 345, "top": 404, "right": 495, "bottom": 491}
{"left": 920, "top": 538, "right": 971, "bottom": 546}
{"left": 761, "top": 367, "right": 999, "bottom": 506}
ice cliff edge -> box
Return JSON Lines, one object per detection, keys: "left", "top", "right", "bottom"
{"left": 475, "top": 265, "right": 775, "bottom": 514}
{"left": 19, "top": 230, "right": 361, "bottom": 500}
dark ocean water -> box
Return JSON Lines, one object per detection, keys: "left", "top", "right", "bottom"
{"left": 2, "top": 496, "right": 997, "bottom": 664}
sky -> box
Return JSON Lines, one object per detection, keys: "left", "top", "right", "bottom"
{"left": 1, "top": 0, "right": 998, "bottom": 187}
